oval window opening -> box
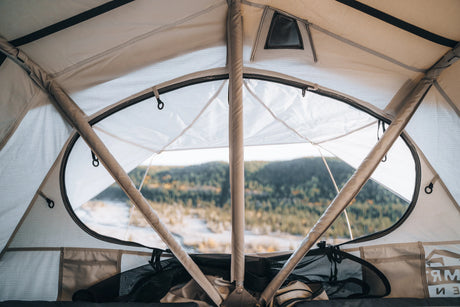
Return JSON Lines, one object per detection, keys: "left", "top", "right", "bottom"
{"left": 63, "top": 79, "right": 418, "bottom": 252}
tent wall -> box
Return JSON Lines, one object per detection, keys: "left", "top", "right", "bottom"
{"left": 345, "top": 148, "right": 460, "bottom": 246}
{"left": 406, "top": 61, "right": 460, "bottom": 203}
{"left": 1, "top": 0, "right": 460, "bottom": 303}
{"left": 0, "top": 248, "right": 152, "bottom": 301}
{"left": 0, "top": 99, "right": 72, "bottom": 252}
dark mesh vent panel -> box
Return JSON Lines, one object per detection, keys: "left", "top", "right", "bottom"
{"left": 265, "top": 12, "right": 304, "bottom": 49}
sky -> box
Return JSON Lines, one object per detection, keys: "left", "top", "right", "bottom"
{"left": 142, "top": 143, "right": 331, "bottom": 166}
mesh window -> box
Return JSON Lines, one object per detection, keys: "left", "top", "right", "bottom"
{"left": 265, "top": 12, "right": 304, "bottom": 49}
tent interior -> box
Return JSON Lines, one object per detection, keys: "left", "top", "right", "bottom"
{"left": 1, "top": 0, "right": 459, "bottom": 306}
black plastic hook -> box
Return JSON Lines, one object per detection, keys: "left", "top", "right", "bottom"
{"left": 156, "top": 97, "right": 164, "bottom": 110}
{"left": 39, "top": 192, "right": 54, "bottom": 209}
{"left": 91, "top": 150, "right": 99, "bottom": 167}
{"left": 46, "top": 198, "right": 55, "bottom": 208}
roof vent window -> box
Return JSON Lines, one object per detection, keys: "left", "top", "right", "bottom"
{"left": 265, "top": 12, "right": 304, "bottom": 49}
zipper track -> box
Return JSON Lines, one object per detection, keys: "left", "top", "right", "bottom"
{"left": 60, "top": 73, "right": 421, "bottom": 248}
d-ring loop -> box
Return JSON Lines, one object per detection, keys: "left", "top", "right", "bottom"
{"left": 425, "top": 182, "right": 433, "bottom": 194}
{"left": 47, "top": 199, "right": 55, "bottom": 209}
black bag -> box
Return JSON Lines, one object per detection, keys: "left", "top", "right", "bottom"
{"left": 73, "top": 244, "right": 390, "bottom": 303}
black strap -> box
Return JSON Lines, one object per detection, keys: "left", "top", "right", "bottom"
{"left": 149, "top": 249, "right": 163, "bottom": 272}
{"left": 1, "top": 0, "right": 134, "bottom": 69}
{"left": 336, "top": 0, "right": 458, "bottom": 48}
{"left": 9, "top": 0, "right": 134, "bottom": 47}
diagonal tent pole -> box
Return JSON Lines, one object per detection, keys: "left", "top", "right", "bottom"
{"left": 259, "top": 44, "right": 460, "bottom": 306}
{"left": 228, "top": 0, "right": 245, "bottom": 288}
{"left": 0, "top": 37, "right": 223, "bottom": 306}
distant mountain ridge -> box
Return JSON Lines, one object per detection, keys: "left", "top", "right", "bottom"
{"left": 95, "top": 157, "right": 408, "bottom": 237}
{"left": 126, "top": 157, "right": 404, "bottom": 206}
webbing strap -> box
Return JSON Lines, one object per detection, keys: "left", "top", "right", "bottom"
{"left": 0, "top": 0, "right": 134, "bottom": 68}
{"left": 9, "top": 0, "right": 134, "bottom": 47}
{"left": 336, "top": 0, "right": 458, "bottom": 48}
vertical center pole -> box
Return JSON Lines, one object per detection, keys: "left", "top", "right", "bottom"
{"left": 228, "top": 0, "right": 245, "bottom": 287}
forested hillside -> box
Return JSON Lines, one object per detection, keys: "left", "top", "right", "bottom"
{"left": 96, "top": 157, "right": 409, "bottom": 238}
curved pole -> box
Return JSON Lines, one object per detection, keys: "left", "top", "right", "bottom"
{"left": 0, "top": 37, "right": 223, "bottom": 306}
{"left": 259, "top": 44, "right": 460, "bottom": 306}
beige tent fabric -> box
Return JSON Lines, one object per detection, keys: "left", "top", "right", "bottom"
{"left": 1, "top": 0, "right": 460, "bottom": 302}
{"left": 0, "top": 59, "right": 40, "bottom": 149}
{"left": 161, "top": 275, "right": 233, "bottom": 307}
{"left": 272, "top": 281, "right": 328, "bottom": 306}
{"left": 360, "top": 242, "right": 428, "bottom": 298}
{"left": 59, "top": 248, "right": 119, "bottom": 301}
{"left": 244, "top": 0, "right": 455, "bottom": 67}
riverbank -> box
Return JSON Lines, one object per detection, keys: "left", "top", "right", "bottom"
{"left": 76, "top": 200, "right": 345, "bottom": 253}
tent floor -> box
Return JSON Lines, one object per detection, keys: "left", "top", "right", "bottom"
{"left": 1, "top": 298, "right": 460, "bottom": 306}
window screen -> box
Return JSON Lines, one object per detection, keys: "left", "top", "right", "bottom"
{"left": 265, "top": 12, "right": 303, "bottom": 49}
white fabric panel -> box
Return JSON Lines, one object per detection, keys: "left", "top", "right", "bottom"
{"left": 166, "top": 85, "right": 229, "bottom": 150}
{"left": 0, "top": 0, "right": 109, "bottom": 40}
{"left": 0, "top": 251, "right": 60, "bottom": 300}
{"left": 320, "top": 124, "right": 416, "bottom": 201}
{"left": 121, "top": 253, "right": 151, "bottom": 272}
{"left": 0, "top": 99, "right": 71, "bottom": 252}
{"left": 66, "top": 81, "right": 228, "bottom": 208}
{"left": 20, "top": 0, "right": 227, "bottom": 94}
{"left": 243, "top": 80, "right": 375, "bottom": 144}
{"left": 245, "top": 0, "right": 450, "bottom": 69}
{"left": 346, "top": 155, "right": 460, "bottom": 247}
{"left": 245, "top": 26, "right": 418, "bottom": 111}
{"left": 243, "top": 79, "right": 416, "bottom": 202}
{"left": 0, "top": 59, "right": 38, "bottom": 145}
{"left": 9, "top": 157, "right": 151, "bottom": 251}
{"left": 437, "top": 60, "right": 460, "bottom": 114}
{"left": 71, "top": 47, "right": 226, "bottom": 116}
{"left": 406, "top": 87, "right": 460, "bottom": 205}
{"left": 424, "top": 243, "right": 460, "bottom": 298}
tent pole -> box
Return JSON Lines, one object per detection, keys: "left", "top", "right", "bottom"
{"left": 0, "top": 37, "right": 223, "bottom": 306}
{"left": 228, "top": 0, "right": 245, "bottom": 288}
{"left": 259, "top": 45, "right": 460, "bottom": 306}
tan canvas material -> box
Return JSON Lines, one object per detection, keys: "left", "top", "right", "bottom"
{"left": 58, "top": 248, "right": 120, "bottom": 301}
{"left": 360, "top": 242, "right": 428, "bottom": 298}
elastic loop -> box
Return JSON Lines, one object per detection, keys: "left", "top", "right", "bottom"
{"left": 377, "top": 120, "right": 388, "bottom": 162}
{"left": 156, "top": 97, "right": 164, "bottom": 110}
{"left": 39, "top": 191, "right": 55, "bottom": 209}
{"left": 152, "top": 87, "right": 164, "bottom": 110}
